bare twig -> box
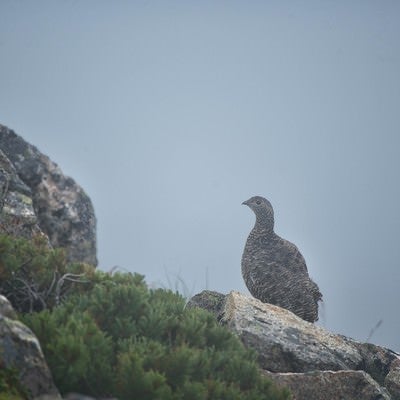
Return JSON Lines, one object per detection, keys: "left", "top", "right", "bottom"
{"left": 366, "top": 319, "right": 383, "bottom": 343}
{"left": 15, "top": 278, "right": 36, "bottom": 313}
{"left": 55, "top": 273, "right": 88, "bottom": 306}
{"left": 46, "top": 270, "right": 59, "bottom": 298}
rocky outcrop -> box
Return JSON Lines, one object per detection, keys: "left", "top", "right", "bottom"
{"left": 188, "top": 291, "right": 400, "bottom": 400}
{"left": 0, "top": 295, "right": 61, "bottom": 400}
{"left": 263, "top": 370, "right": 391, "bottom": 400}
{"left": 0, "top": 147, "right": 47, "bottom": 240}
{"left": 0, "top": 294, "right": 17, "bottom": 319}
{"left": 386, "top": 369, "right": 400, "bottom": 400}
{"left": 0, "top": 124, "right": 97, "bottom": 265}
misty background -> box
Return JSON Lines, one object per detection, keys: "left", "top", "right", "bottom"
{"left": 1, "top": 2, "right": 399, "bottom": 351}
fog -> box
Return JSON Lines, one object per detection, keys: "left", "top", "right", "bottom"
{"left": 1, "top": 1, "right": 399, "bottom": 350}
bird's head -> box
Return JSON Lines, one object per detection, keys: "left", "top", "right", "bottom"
{"left": 242, "top": 196, "right": 274, "bottom": 230}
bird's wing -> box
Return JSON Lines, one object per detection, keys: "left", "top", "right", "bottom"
{"left": 247, "top": 261, "right": 305, "bottom": 307}
{"left": 248, "top": 261, "right": 295, "bottom": 289}
{"left": 276, "top": 238, "right": 322, "bottom": 301}
{"left": 276, "top": 236, "right": 309, "bottom": 274}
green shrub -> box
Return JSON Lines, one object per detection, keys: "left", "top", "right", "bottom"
{"left": 0, "top": 234, "right": 94, "bottom": 313}
{"left": 25, "top": 308, "right": 113, "bottom": 395}
{"left": 23, "top": 273, "right": 290, "bottom": 400}
{"left": 0, "top": 234, "right": 289, "bottom": 399}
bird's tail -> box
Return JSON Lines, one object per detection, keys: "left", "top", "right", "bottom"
{"left": 311, "top": 280, "right": 322, "bottom": 302}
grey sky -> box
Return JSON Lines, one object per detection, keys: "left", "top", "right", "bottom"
{"left": 1, "top": 1, "right": 399, "bottom": 351}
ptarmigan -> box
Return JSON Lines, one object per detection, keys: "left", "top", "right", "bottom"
{"left": 241, "top": 196, "right": 322, "bottom": 322}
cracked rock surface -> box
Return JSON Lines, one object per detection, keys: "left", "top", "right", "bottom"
{"left": 0, "top": 124, "right": 97, "bottom": 265}
{"left": 189, "top": 290, "right": 400, "bottom": 400}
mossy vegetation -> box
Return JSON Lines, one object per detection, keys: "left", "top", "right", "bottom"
{"left": 0, "top": 234, "right": 290, "bottom": 400}
{"left": 0, "top": 234, "right": 94, "bottom": 313}
{"left": 0, "top": 365, "right": 28, "bottom": 399}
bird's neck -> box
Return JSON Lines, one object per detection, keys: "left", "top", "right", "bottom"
{"left": 254, "top": 213, "right": 274, "bottom": 234}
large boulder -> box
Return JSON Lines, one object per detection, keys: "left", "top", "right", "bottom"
{"left": 188, "top": 290, "right": 400, "bottom": 400}
{"left": 0, "top": 147, "right": 46, "bottom": 240}
{"left": 263, "top": 370, "right": 391, "bottom": 400}
{"left": 0, "top": 124, "right": 97, "bottom": 265}
{"left": 0, "top": 295, "right": 61, "bottom": 400}
{"left": 0, "top": 294, "right": 17, "bottom": 319}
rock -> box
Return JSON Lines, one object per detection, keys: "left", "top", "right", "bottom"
{"left": 0, "top": 297, "right": 61, "bottom": 400}
{"left": 357, "top": 342, "right": 400, "bottom": 385}
{"left": 0, "top": 148, "right": 47, "bottom": 240}
{"left": 264, "top": 370, "right": 391, "bottom": 400}
{"left": 386, "top": 368, "right": 400, "bottom": 400}
{"left": 186, "top": 290, "right": 226, "bottom": 320}
{"left": 0, "top": 124, "right": 97, "bottom": 265}
{"left": 190, "top": 290, "right": 400, "bottom": 399}
{"left": 222, "top": 291, "right": 365, "bottom": 372}
{"left": 0, "top": 294, "right": 17, "bottom": 319}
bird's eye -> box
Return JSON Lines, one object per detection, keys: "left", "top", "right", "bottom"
{"left": 256, "top": 200, "right": 261, "bottom": 205}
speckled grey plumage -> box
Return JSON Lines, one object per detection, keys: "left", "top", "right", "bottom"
{"left": 241, "top": 196, "right": 322, "bottom": 322}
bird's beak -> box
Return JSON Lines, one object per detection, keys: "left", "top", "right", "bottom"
{"left": 242, "top": 200, "right": 249, "bottom": 206}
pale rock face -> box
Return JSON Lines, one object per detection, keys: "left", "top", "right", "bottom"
{"left": 222, "top": 291, "right": 364, "bottom": 372}
{"left": 189, "top": 290, "right": 400, "bottom": 400}
{"left": 0, "top": 148, "right": 45, "bottom": 239}
{"left": 0, "top": 294, "right": 17, "bottom": 319}
{"left": 263, "top": 370, "right": 391, "bottom": 400}
{"left": 0, "top": 124, "right": 97, "bottom": 265}
{"left": 386, "top": 369, "right": 400, "bottom": 400}
{"left": 0, "top": 295, "right": 62, "bottom": 400}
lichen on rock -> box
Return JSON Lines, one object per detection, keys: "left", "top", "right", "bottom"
{"left": 0, "top": 296, "right": 61, "bottom": 400}
{"left": 189, "top": 290, "right": 400, "bottom": 399}
{"left": 0, "top": 124, "right": 97, "bottom": 265}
